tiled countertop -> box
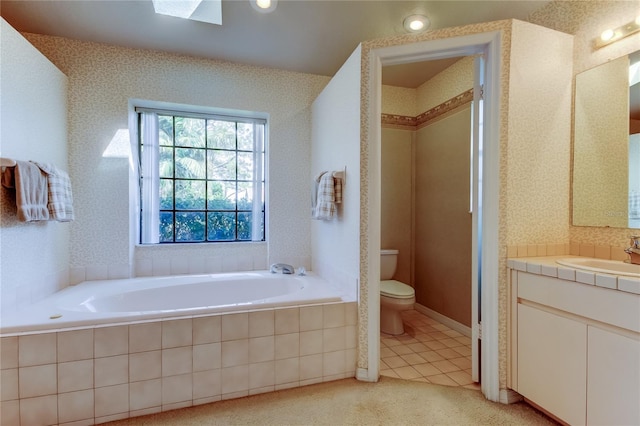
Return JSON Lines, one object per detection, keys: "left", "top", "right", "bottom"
{"left": 507, "top": 255, "right": 640, "bottom": 296}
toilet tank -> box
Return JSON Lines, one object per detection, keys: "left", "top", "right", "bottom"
{"left": 380, "top": 249, "right": 399, "bottom": 280}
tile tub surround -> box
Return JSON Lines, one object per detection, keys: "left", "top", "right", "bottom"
{"left": 0, "top": 302, "right": 357, "bottom": 426}
{"left": 506, "top": 256, "right": 640, "bottom": 295}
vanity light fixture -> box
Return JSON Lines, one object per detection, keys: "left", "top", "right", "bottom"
{"left": 250, "top": 0, "right": 277, "bottom": 13}
{"left": 595, "top": 16, "right": 640, "bottom": 48}
{"left": 403, "top": 14, "right": 430, "bottom": 33}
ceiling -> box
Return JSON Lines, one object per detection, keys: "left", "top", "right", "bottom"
{"left": 0, "top": 0, "right": 550, "bottom": 88}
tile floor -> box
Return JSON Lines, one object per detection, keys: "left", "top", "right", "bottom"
{"left": 380, "top": 309, "right": 481, "bottom": 390}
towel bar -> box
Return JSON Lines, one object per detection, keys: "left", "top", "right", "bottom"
{"left": 332, "top": 167, "right": 346, "bottom": 186}
{"left": 0, "top": 157, "right": 17, "bottom": 168}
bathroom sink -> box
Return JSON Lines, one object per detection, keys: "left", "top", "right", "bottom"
{"left": 556, "top": 258, "right": 640, "bottom": 278}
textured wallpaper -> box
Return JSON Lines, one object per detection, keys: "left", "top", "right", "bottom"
{"left": 360, "top": 19, "right": 574, "bottom": 392}
{"left": 417, "top": 56, "right": 475, "bottom": 114}
{"left": 529, "top": 0, "right": 640, "bottom": 245}
{"left": 381, "top": 85, "right": 416, "bottom": 116}
{"left": 24, "top": 33, "right": 330, "bottom": 273}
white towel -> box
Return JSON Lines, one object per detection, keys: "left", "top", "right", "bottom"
{"left": 313, "top": 172, "right": 337, "bottom": 220}
{"left": 2, "top": 161, "right": 50, "bottom": 222}
{"left": 33, "top": 162, "right": 74, "bottom": 222}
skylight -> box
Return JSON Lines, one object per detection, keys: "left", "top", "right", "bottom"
{"left": 152, "top": 0, "right": 222, "bottom": 25}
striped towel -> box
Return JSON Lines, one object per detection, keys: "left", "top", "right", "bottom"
{"left": 630, "top": 191, "right": 640, "bottom": 219}
{"left": 33, "top": 162, "right": 74, "bottom": 222}
{"left": 312, "top": 172, "right": 342, "bottom": 220}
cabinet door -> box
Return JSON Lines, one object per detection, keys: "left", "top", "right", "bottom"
{"left": 518, "top": 304, "right": 587, "bottom": 425}
{"left": 587, "top": 326, "right": 640, "bottom": 426}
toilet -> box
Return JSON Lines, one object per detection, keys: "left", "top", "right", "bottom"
{"left": 380, "top": 249, "right": 416, "bottom": 335}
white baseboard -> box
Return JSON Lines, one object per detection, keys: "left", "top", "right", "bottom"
{"left": 499, "top": 389, "right": 523, "bottom": 404}
{"left": 413, "top": 303, "right": 472, "bottom": 337}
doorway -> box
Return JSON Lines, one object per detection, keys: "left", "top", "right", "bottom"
{"left": 379, "top": 55, "right": 476, "bottom": 386}
{"left": 363, "top": 31, "right": 501, "bottom": 402}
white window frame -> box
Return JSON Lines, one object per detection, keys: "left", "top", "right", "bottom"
{"left": 128, "top": 100, "right": 268, "bottom": 244}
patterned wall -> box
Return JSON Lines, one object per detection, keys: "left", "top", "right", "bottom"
{"left": 359, "top": 19, "right": 574, "bottom": 392}
{"left": 23, "top": 34, "right": 330, "bottom": 275}
{"left": 529, "top": 0, "right": 640, "bottom": 246}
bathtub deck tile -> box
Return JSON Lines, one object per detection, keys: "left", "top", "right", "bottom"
{"left": 275, "top": 308, "right": 300, "bottom": 335}
{"left": 193, "top": 316, "right": 221, "bottom": 345}
{"left": 95, "top": 325, "right": 128, "bottom": 358}
{"left": 162, "top": 347, "right": 193, "bottom": 377}
{"left": 0, "top": 368, "right": 18, "bottom": 401}
{"left": 94, "top": 383, "right": 129, "bottom": 418}
{"left": 249, "top": 385, "right": 274, "bottom": 396}
{"left": 162, "top": 373, "right": 192, "bottom": 405}
{"left": 222, "top": 313, "right": 249, "bottom": 341}
{"left": 129, "top": 322, "right": 161, "bottom": 353}
{"left": 95, "top": 411, "right": 129, "bottom": 425}
{"left": 58, "top": 329, "right": 94, "bottom": 363}
{"left": 58, "top": 360, "right": 94, "bottom": 393}
{"left": 221, "top": 365, "right": 249, "bottom": 394}
{"left": 299, "top": 306, "right": 323, "bottom": 331}
{"left": 192, "top": 369, "right": 221, "bottom": 400}
{"left": 57, "top": 389, "right": 94, "bottom": 424}
{"left": 162, "top": 319, "right": 192, "bottom": 349}
{"left": 162, "top": 400, "right": 193, "bottom": 412}
{"left": 274, "top": 333, "right": 299, "bottom": 360}
{"left": 221, "top": 339, "right": 249, "bottom": 368}
{"left": 1, "top": 336, "right": 18, "bottom": 370}
{"left": 19, "top": 333, "right": 57, "bottom": 367}
{"left": 129, "top": 350, "right": 161, "bottom": 382}
{"left": 19, "top": 364, "right": 57, "bottom": 398}
{"left": 248, "top": 336, "right": 274, "bottom": 364}
{"left": 275, "top": 357, "right": 299, "bottom": 385}
{"left": 275, "top": 381, "right": 299, "bottom": 391}
{"left": 249, "top": 361, "right": 275, "bottom": 389}
{"left": 19, "top": 394, "right": 58, "bottom": 426}
{"left": 249, "top": 310, "right": 275, "bottom": 338}
{"left": 95, "top": 355, "right": 128, "bottom": 387}
{"left": 129, "top": 378, "right": 161, "bottom": 411}
{"left": 299, "top": 353, "right": 323, "bottom": 381}
{"left": 193, "top": 396, "right": 222, "bottom": 406}
{"left": 323, "top": 304, "right": 345, "bottom": 329}
{"left": 193, "top": 342, "right": 222, "bottom": 372}
{"left": 299, "top": 330, "right": 323, "bottom": 356}
{"left": 1, "top": 400, "right": 20, "bottom": 426}
{"left": 221, "top": 389, "right": 248, "bottom": 401}
{"left": 129, "top": 406, "right": 162, "bottom": 420}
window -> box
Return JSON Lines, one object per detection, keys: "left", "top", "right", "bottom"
{"left": 136, "top": 107, "right": 266, "bottom": 243}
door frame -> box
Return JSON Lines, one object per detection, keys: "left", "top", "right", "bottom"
{"left": 362, "top": 31, "right": 502, "bottom": 402}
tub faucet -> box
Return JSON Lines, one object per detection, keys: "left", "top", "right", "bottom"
{"left": 625, "top": 236, "right": 640, "bottom": 264}
{"left": 270, "top": 263, "right": 295, "bottom": 274}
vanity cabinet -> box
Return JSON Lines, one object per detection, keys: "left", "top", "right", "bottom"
{"left": 587, "top": 326, "right": 640, "bottom": 426}
{"left": 517, "top": 304, "right": 586, "bottom": 425}
{"left": 510, "top": 269, "right": 640, "bottom": 425}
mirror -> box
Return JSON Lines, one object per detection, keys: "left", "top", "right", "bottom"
{"left": 573, "top": 51, "right": 640, "bottom": 228}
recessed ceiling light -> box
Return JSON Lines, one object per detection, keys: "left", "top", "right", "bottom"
{"left": 403, "top": 14, "right": 430, "bottom": 33}
{"left": 251, "top": 0, "right": 277, "bottom": 14}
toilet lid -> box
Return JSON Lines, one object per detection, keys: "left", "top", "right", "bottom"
{"left": 380, "top": 280, "right": 415, "bottom": 299}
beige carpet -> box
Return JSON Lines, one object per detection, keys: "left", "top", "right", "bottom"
{"left": 105, "top": 377, "right": 557, "bottom": 425}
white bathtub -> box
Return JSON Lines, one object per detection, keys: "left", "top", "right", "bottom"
{"left": 0, "top": 271, "right": 357, "bottom": 424}
{"left": 0, "top": 271, "right": 343, "bottom": 334}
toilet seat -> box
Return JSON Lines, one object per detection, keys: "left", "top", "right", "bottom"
{"left": 380, "top": 280, "right": 415, "bottom": 299}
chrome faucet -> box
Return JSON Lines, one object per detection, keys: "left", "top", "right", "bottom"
{"left": 270, "top": 263, "right": 295, "bottom": 274}
{"left": 624, "top": 236, "right": 640, "bottom": 264}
